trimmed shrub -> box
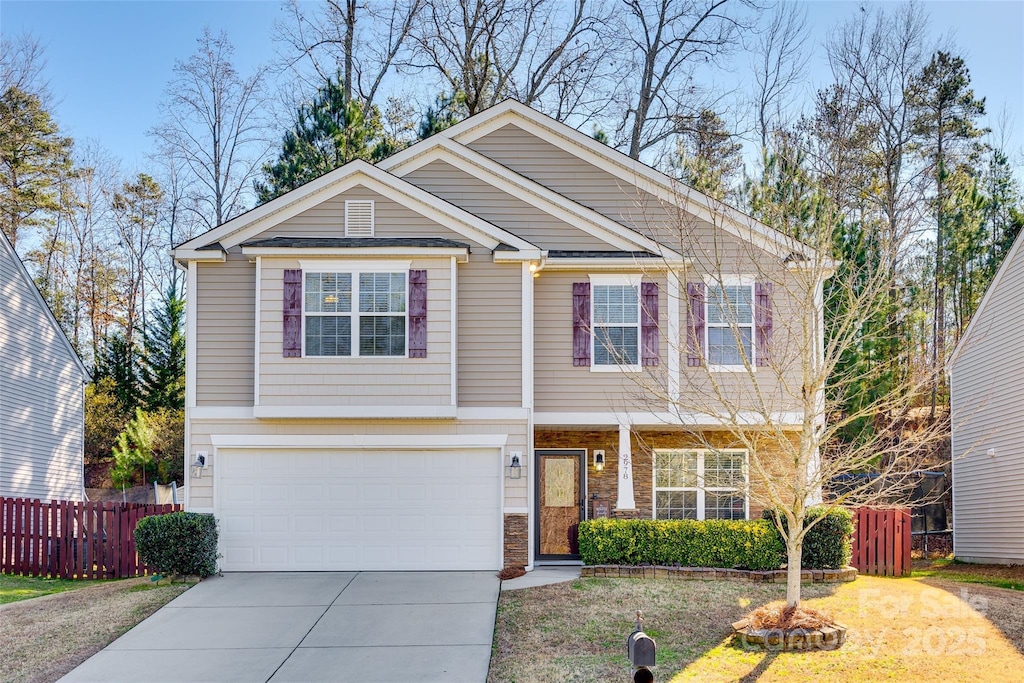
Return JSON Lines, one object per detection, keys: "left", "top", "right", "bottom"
{"left": 577, "top": 518, "right": 785, "bottom": 571}
{"left": 762, "top": 506, "right": 854, "bottom": 569}
{"left": 134, "top": 511, "right": 219, "bottom": 578}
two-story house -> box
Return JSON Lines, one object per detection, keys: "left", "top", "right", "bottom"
{"left": 172, "top": 101, "right": 815, "bottom": 572}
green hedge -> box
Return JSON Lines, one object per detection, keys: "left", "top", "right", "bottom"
{"left": 134, "top": 511, "right": 219, "bottom": 578}
{"left": 762, "top": 506, "right": 855, "bottom": 569}
{"left": 578, "top": 518, "right": 785, "bottom": 571}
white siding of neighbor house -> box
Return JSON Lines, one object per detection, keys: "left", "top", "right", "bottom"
{"left": 402, "top": 159, "right": 616, "bottom": 250}
{"left": 950, "top": 235, "right": 1024, "bottom": 563}
{"left": 258, "top": 257, "right": 452, "bottom": 407}
{"left": 0, "top": 235, "right": 85, "bottom": 501}
{"left": 185, "top": 417, "right": 528, "bottom": 511}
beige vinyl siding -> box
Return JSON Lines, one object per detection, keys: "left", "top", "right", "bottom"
{"left": 0, "top": 240, "right": 85, "bottom": 501}
{"left": 950, "top": 244, "right": 1024, "bottom": 562}
{"left": 195, "top": 252, "right": 255, "bottom": 406}
{"left": 534, "top": 270, "right": 668, "bottom": 412}
{"left": 186, "top": 417, "right": 529, "bottom": 510}
{"left": 458, "top": 253, "right": 522, "bottom": 406}
{"left": 258, "top": 257, "right": 452, "bottom": 407}
{"left": 275, "top": 185, "right": 470, "bottom": 240}
{"left": 468, "top": 123, "right": 730, "bottom": 250}
{"left": 402, "top": 160, "right": 614, "bottom": 250}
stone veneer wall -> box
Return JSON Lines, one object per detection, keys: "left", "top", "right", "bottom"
{"left": 503, "top": 513, "right": 529, "bottom": 567}
{"left": 535, "top": 429, "right": 799, "bottom": 521}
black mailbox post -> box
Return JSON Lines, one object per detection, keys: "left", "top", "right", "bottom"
{"left": 627, "top": 610, "right": 656, "bottom": 680}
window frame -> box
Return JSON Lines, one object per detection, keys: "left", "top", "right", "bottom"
{"left": 704, "top": 276, "right": 756, "bottom": 372}
{"left": 301, "top": 263, "right": 410, "bottom": 359}
{"left": 652, "top": 448, "right": 749, "bottom": 521}
{"left": 589, "top": 274, "right": 642, "bottom": 373}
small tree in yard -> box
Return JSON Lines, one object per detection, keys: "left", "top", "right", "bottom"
{"left": 624, "top": 162, "right": 947, "bottom": 615}
{"left": 110, "top": 407, "right": 156, "bottom": 495}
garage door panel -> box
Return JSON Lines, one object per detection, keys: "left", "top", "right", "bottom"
{"left": 216, "top": 447, "right": 502, "bottom": 571}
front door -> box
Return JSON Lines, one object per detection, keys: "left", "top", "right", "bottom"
{"left": 535, "top": 450, "right": 585, "bottom": 559}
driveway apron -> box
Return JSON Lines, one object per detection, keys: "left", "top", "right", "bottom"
{"left": 59, "top": 571, "right": 499, "bottom": 683}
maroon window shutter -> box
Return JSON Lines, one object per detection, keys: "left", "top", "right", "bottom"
{"left": 408, "top": 269, "right": 428, "bottom": 358}
{"left": 573, "top": 282, "right": 591, "bottom": 366}
{"left": 755, "top": 282, "right": 773, "bottom": 367}
{"left": 283, "top": 269, "right": 303, "bottom": 358}
{"left": 640, "top": 282, "right": 659, "bottom": 366}
{"left": 686, "top": 282, "right": 705, "bottom": 366}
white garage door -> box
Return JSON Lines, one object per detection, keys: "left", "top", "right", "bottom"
{"left": 216, "top": 447, "right": 502, "bottom": 571}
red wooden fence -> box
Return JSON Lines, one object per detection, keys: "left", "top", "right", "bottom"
{"left": 850, "top": 507, "right": 912, "bottom": 577}
{"left": 0, "top": 497, "right": 180, "bottom": 579}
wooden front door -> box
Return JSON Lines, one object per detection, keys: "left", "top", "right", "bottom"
{"left": 536, "top": 450, "right": 585, "bottom": 559}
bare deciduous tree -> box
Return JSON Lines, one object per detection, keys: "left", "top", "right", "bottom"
{"left": 151, "top": 28, "right": 270, "bottom": 230}
{"left": 749, "top": 1, "right": 808, "bottom": 150}
{"left": 613, "top": 0, "right": 758, "bottom": 160}
{"left": 407, "top": 0, "right": 611, "bottom": 120}
{"left": 273, "top": 0, "right": 423, "bottom": 110}
{"left": 0, "top": 32, "right": 50, "bottom": 100}
{"left": 621, "top": 187, "right": 947, "bottom": 609}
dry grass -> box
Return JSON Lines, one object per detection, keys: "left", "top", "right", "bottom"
{"left": 0, "top": 577, "right": 191, "bottom": 683}
{"left": 914, "top": 558, "right": 1024, "bottom": 591}
{"left": 490, "top": 575, "right": 1024, "bottom": 683}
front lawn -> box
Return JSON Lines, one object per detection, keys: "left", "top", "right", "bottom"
{"left": 914, "top": 558, "right": 1024, "bottom": 591}
{"left": 0, "top": 574, "right": 101, "bottom": 605}
{"left": 0, "top": 577, "right": 191, "bottom": 682}
{"left": 490, "top": 575, "right": 1024, "bottom": 682}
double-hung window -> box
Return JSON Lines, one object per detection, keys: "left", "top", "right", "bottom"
{"left": 591, "top": 276, "right": 640, "bottom": 368}
{"left": 304, "top": 271, "right": 407, "bottom": 357}
{"left": 653, "top": 449, "right": 748, "bottom": 520}
{"left": 706, "top": 282, "right": 754, "bottom": 368}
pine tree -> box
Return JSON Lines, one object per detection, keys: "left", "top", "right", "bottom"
{"left": 110, "top": 407, "right": 155, "bottom": 490}
{"left": 96, "top": 332, "right": 141, "bottom": 412}
{"left": 0, "top": 85, "right": 73, "bottom": 250}
{"left": 674, "top": 110, "right": 742, "bottom": 201}
{"left": 908, "top": 51, "right": 987, "bottom": 415}
{"left": 255, "top": 79, "right": 388, "bottom": 203}
{"left": 140, "top": 284, "right": 186, "bottom": 411}
{"left": 418, "top": 92, "right": 467, "bottom": 140}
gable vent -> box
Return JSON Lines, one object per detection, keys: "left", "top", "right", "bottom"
{"left": 345, "top": 200, "right": 375, "bottom": 237}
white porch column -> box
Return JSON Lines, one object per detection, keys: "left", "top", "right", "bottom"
{"left": 615, "top": 424, "right": 636, "bottom": 510}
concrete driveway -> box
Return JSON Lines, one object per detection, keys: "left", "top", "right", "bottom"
{"left": 60, "top": 571, "right": 499, "bottom": 683}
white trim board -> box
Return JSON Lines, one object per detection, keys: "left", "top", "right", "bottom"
{"left": 251, "top": 405, "right": 458, "bottom": 419}
{"left": 209, "top": 434, "right": 509, "bottom": 449}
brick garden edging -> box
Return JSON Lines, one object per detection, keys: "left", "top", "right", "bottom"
{"left": 580, "top": 565, "right": 858, "bottom": 584}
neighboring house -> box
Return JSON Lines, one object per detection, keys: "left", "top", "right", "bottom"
{"left": 948, "top": 228, "right": 1024, "bottom": 563}
{"left": 0, "top": 230, "right": 87, "bottom": 502}
{"left": 172, "top": 101, "right": 817, "bottom": 572}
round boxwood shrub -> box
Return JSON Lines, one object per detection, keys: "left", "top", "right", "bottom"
{"left": 134, "top": 511, "right": 219, "bottom": 578}
{"left": 762, "top": 506, "right": 854, "bottom": 569}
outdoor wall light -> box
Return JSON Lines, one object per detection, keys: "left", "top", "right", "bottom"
{"left": 529, "top": 261, "right": 542, "bottom": 278}
{"left": 507, "top": 452, "right": 523, "bottom": 479}
{"left": 594, "top": 450, "right": 606, "bottom": 471}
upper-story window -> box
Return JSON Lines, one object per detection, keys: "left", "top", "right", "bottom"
{"left": 304, "top": 271, "right": 406, "bottom": 357}
{"left": 593, "top": 282, "right": 640, "bottom": 367}
{"left": 706, "top": 283, "right": 753, "bottom": 368}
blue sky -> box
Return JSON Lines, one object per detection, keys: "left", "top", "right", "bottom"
{"left": 2, "top": 0, "right": 1022, "bottom": 171}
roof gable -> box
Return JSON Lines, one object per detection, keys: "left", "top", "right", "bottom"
{"left": 173, "top": 160, "right": 541, "bottom": 260}
{"left": 426, "top": 100, "right": 809, "bottom": 260}
{"left": 0, "top": 231, "right": 88, "bottom": 378}
{"left": 381, "top": 136, "right": 680, "bottom": 258}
